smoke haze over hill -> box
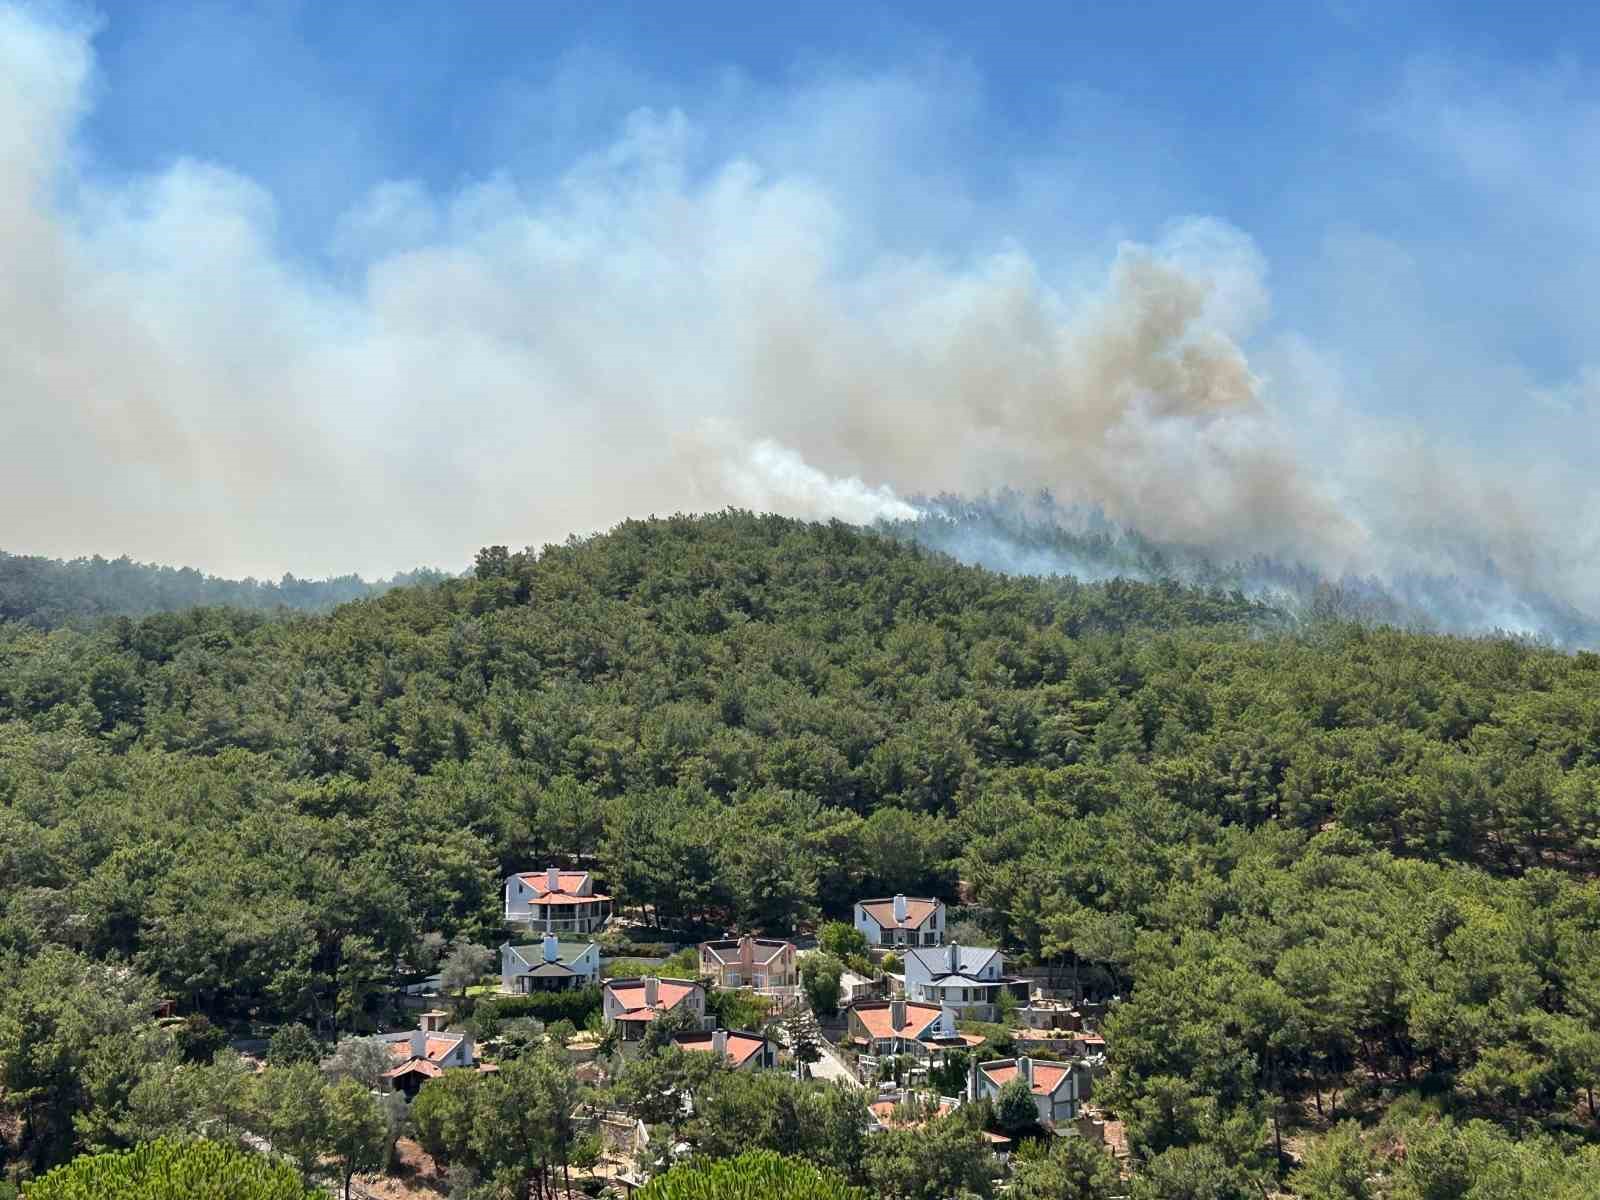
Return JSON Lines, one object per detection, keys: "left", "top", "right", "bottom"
{"left": 1, "top": 4, "right": 1596, "bottom": 640}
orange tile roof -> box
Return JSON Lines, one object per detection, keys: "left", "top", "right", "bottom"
{"left": 851, "top": 1002, "right": 943, "bottom": 1041}
{"left": 859, "top": 898, "right": 939, "bottom": 930}
{"left": 672, "top": 1031, "right": 768, "bottom": 1067}
{"left": 978, "top": 1060, "right": 1072, "bottom": 1097}
{"left": 523, "top": 891, "right": 611, "bottom": 905}
{"left": 424, "top": 1037, "right": 458, "bottom": 1062}
{"left": 605, "top": 979, "right": 700, "bottom": 1015}
{"left": 383, "top": 1059, "right": 443, "bottom": 1080}
{"left": 520, "top": 870, "right": 591, "bottom": 896}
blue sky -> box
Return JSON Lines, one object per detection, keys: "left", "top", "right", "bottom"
{"left": 2, "top": 1, "right": 1597, "bottom": 620}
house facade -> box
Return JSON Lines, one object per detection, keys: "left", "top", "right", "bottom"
{"left": 903, "top": 942, "right": 1025, "bottom": 1020}
{"left": 601, "top": 976, "right": 709, "bottom": 1041}
{"left": 854, "top": 894, "right": 945, "bottom": 948}
{"left": 379, "top": 1011, "right": 480, "bottom": 1097}
{"left": 670, "top": 1028, "right": 776, "bottom": 1070}
{"left": 845, "top": 998, "right": 963, "bottom": 1060}
{"left": 697, "top": 935, "right": 798, "bottom": 996}
{"left": 504, "top": 867, "right": 613, "bottom": 934}
{"left": 970, "top": 1056, "right": 1085, "bottom": 1127}
{"left": 500, "top": 934, "right": 601, "bottom": 993}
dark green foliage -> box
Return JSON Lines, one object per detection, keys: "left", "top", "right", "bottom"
{"left": 636, "top": 1150, "right": 868, "bottom": 1200}
{"left": 0, "top": 550, "right": 446, "bottom": 630}
{"left": 994, "top": 1076, "right": 1039, "bottom": 1134}
{"left": 474, "top": 986, "right": 601, "bottom": 1029}
{"left": 265, "top": 1024, "right": 319, "bottom": 1068}
{"left": 23, "top": 1139, "right": 317, "bottom": 1199}
{"left": 6, "top": 512, "right": 1600, "bottom": 1182}
{"left": 800, "top": 954, "right": 844, "bottom": 1018}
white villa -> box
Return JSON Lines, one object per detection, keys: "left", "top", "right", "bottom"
{"left": 902, "top": 942, "right": 1024, "bottom": 1020}
{"left": 499, "top": 934, "right": 601, "bottom": 993}
{"left": 970, "top": 1055, "right": 1087, "bottom": 1128}
{"left": 853, "top": 894, "right": 945, "bottom": 948}
{"left": 505, "top": 867, "right": 612, "bottom": 935}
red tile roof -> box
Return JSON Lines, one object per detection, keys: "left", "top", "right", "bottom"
{"left": 605, "top": 979, "right": 700, "bottom": 1016}
{"left": 858, "top": 898, "right": 939, "bottom": 930}
{"left": 851, "top": 1002, "right": 944, "bottom": 1041}
{"left": 516, "top": 871, "right": 610, "bottom": 903}
{"left": 978, "top": 1060, "right": 1072, "bottom": 1097}
{"left": 424, "top": 1037, "right": 458, "bottom": 1062}
{"left": 383, "top": 1059, "right": 443, "bottom": 1080}
{"left": 672, "top": 1031, "right": 768, "bottom": 1067}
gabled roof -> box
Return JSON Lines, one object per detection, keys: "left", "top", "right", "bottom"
{"left": 978, "top": 1059, "right": 1073, "bottom": 1098}
{"left": 851, "top": 1001, "right": 944, "bottom": 1041}
{"left": 699, "top": 937, "right": 793, "bottom": 966}
{"left": 857, "top": 897, "right": 940, "bottom": 930}
{"left": 906, "top": 944, "right": 999, "bottom": 979}
{"left": 923, "top": 973, "right": 997, "bottom": 989}
{"left": 671, "top": 1030, "right": 770, "bottom": 1067}
{"left": 604, "top": 978, "right": 702, "bottom": 1017}
{"left": 508, "top": 941, "right": 595, "bottom": 968}
{"left": 513, "top": 870, "right": 611, "bottom": 904}
{"left": 383, "top": 1059, "right": 443, "bottom": 1080}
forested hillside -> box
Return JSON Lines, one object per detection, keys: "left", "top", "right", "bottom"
{"left": 0, "top": 550, "right": 447, "bottom": 629}
{"left": 3, "top": 512, "right": 1599, "bottom": 1191}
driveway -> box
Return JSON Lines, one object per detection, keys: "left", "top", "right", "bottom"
{"left": 807, "top": 1039, "right": 861, "bottom": 1088}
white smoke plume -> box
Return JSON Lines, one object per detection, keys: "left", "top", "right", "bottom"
{"left": 0, "top": 5, "right": 1596, "bottom": 637}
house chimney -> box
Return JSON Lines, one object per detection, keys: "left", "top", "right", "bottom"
{"left": 644, "top": 975, "right": 660, "bottom": 1008}
{"left": 546, "top": 866, "right": 560, "bottom": 892}
{"left": 947, "top": 941, "right": 959, "bottom": 974}
{"left": 1018, "top": 1055, "right": 1032, "bottom": 1083}
{"left": 543, "top": 933, "right": 559, "bottom": 962}
{"left": 712, "top": 1029, "right": 728, "bottom": 1058}
{"left": 890, "top": 999, "right": 906, "bottom": 1031}
{"left": 739, "top": 934, "right": 753, "bottom": 963}
{"left": 893, "top": 894, "right": 908, "bottom": 923}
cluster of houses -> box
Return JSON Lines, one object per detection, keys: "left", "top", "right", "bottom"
{"left": 484, "top": 869, "right": 1105, "bottom": 1133}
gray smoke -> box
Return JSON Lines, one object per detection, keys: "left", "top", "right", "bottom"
{"left": 0, "top": 6, "right": 1595, "bottom": 640}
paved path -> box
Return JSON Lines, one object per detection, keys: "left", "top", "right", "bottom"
{"left": 808, "top": 1039, "right": 860, "bottom": 1087}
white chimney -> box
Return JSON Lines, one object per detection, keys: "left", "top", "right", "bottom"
{"left": 644, "top": 975, "right": 660, "bottom": 1007}
{"left": 1018, "top": 1056, "right": 1032, "bottom": 1083}
{"left": 890, "top": 999, "right": 906, "bottom": 1031}
{"left": 947, "top": 942, "right": 959, "bottom": 974}
{"left": 712, "top": 1029, "right": 728, "bottom": 1057}
{"left": 893, "top": 893, "right": 909, "bottom": 923}
{"left": 543, "top": 933, "right": 559, "bottom": 962}
{"left": 546, "top": 866, "right": 560, "bottom": 892}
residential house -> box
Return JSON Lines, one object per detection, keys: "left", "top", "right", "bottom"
{"left": 378, "top": 1011, "right": 482, "bottom": 1097}
{"left": 697, "top": 935, "right": 799, "bottom": 996}
{"left": 970, "top": 1055, "right": 1086, "bottom": 1127}
{"left": 854, "top": 894, "right": 945, "bottom": 948}
{"left": 602, "top": 976, "right": 708, "bottom": 1041}
{"left": 845, "top": 999, "right": 969, "bottom": 1061}
{"left": 505, "top": 867, "right": 613, "bottom": 934}
{"left": 500, "top": 934, "right": 601, "bottom": 993}
{"left": 669, "top": 1028, "right": 777, "bottom": 1070}
{"left": 902, "top": 942, "right": 1026, "bottom": 1020}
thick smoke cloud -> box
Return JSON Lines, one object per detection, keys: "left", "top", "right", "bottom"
{"left": 0, "top": 6, "right": 1595, "bottom": 637}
